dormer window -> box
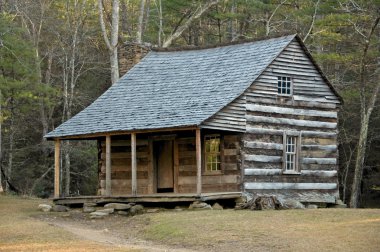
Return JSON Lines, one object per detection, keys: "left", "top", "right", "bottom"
{"left": 277, "top": 76, "right": 292, "bottom": 95}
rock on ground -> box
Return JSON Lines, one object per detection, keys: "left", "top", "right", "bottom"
{"left": 38, "top": 204, "right": 52, "bottom": 212}
{"left": 116, "top": 210, "right": 129, "bottom": 216}
{"left": 104, "top": 203, "right": 133, "bottom": 210}
{"left": 52, "top": 205, "right": 68, "bottom": 212}
{"left": 189, "top": 201, "right": 212, "bottom": 210}
{"left": 97, "top": 208, "right": 114, "bottom": 214}
{"left": 236, "top": 195, "right": 306, "bottom": 210}
{"left": 237, "top": 196, "right": 281, "bottom": 210}
{"left": 306, "top": 204, "right": 318, "bottom": 209}
{"left": 146, "top": 208, "right": 160, "bottom": 213}
{"left": 129, "top": 204, "right": 144, "bottom": 216}
{"left": 83, "top": 206, "right": 96, "bottom": 213}
{"left": 212, "top": 202, "right": 223, "bottom": 210}
{"left": 90, "top": 211, "right": 109, "bottom": 219}
{"left": 280, "top": 199, "right": 305, "bottom": 209}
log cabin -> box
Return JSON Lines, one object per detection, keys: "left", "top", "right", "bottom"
{"left": 45, "top": 34, "right": 343, "bottom": 205}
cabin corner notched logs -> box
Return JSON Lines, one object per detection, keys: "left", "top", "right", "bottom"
{"left": 240, "top": 40, "right": 339, "bottom": 203}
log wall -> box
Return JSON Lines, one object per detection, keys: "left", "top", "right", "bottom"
{"left": 242, "top": 39, "right": 340, "bottom": 203}
{"left": 98, "top": 138, "right": 151, "bottom": 195}
{"left": 176, "top": 134, "right": 241, "bottom": 193}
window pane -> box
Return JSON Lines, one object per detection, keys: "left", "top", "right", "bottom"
{"left": 207, "top": 163, "right": 211, "bottom": 171}
{"left": 206, "top": 141, "right": 210, "bottom": 152}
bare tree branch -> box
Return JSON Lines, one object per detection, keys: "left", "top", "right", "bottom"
{"left": 303, "top": 0, "right": 320, "bottom": 43}
{"left": 162, "top": 0, "right": 219, "bottom": 48}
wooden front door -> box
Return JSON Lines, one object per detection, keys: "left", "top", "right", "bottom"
{"left": 154, "top": 140, "right": 174, "bottom": 192}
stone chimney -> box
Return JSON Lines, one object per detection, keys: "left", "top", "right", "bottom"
{"left": 118, "top": 42, "right": 151, "bottom": 76}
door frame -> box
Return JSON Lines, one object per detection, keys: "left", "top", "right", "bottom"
{"left": 151, "top": 136, "right": 179, "bottom": 193}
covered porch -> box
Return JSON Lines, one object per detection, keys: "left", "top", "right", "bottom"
{"left": 52, "top": 127, "right": 242, "bottom": 203}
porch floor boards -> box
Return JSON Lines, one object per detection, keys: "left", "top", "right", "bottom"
{"left": 53, "top": 192, "right": 243, "bottom": 206}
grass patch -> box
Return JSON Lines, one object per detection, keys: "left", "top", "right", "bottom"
{"left": 142, "top": 208, "right": 380, "bottom": 251}
{"left": 1, "top": 195, "right": 379, "bottom": 251}
{"left": 0, "top": 195, "right": 134, "bottom": 251}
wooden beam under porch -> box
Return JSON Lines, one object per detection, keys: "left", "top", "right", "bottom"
{"left": 53, "top": 192, "right": 242, "bottom": 206}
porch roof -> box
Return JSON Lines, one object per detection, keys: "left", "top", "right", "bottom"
{"left": 45, "top": 35, "right": 296, "bottom": 140}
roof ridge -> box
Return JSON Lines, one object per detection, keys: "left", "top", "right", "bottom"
{"left": 152, "top": 34, "right": 297, "bottom": 52}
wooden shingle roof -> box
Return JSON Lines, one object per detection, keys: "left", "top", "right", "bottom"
{"left": 45, "top": 35, "right": 304, "bottom": 139}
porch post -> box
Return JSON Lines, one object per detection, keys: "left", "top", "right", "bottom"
{"left": 131, "top": 133, "right": 137, "bottom": 196}
{"left": 54, "top": 139, "right": 61, "bottom": 198}
{"left": 196, "top": 128, "right": 202, "bottom": 195}
{"left": 105, "top": 135, "right": 112, "bottom": 196}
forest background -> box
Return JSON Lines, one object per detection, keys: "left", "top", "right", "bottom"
{"left": 0, "top": 0, "right": 379, "bottom": 208}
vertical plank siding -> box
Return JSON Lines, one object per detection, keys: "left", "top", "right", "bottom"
{"left": 242, "top": 39, "right": 340, "bottom": 203}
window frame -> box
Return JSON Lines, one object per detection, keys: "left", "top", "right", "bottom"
{"left": 277, "top": 76, "right": 292, "bottom": 96}
{"left": 282, "top": 131, "right": 301, "bottom": 174}
{"left": 203, "top": 134, "right": 223, "bottom": 175}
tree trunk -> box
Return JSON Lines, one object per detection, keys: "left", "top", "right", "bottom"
{"left": 0, "top": 91, "right": 2, "bottom": 193}
{"left": 110, "top": 47, "right": 119, "bottom": 84}
{"left": 136, "top": 0, "right": 145, "bottom": 43}
{"left": 121, "top": 0, "right": 131, "bottom": 37}
{"left": 98, "top": 0, "right": 120, "bottom": 84}
{"left": 143, "top": 0, "right": 150, "bottom": 35}
{"left": 6, "top": 100, "right": 14, "bottom": 192}
{"left": 350, "top": 114, "right": 369, "bottom": 207}
{"left": 349, "top": 16, "right": 380, "bottom": 208}
{"left": 350, "top": 81, "right": 380, "bottom": 207}
{"left": 227, "top": 0, "right": 236, "bottom": 41}
{"left": 157, "top": 0, "right": 163, "bottom": 47}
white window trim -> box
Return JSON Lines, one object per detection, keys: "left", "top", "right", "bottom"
{"left": 277, "top": 76, "right": 292, "bottom": 96}
{"left": 282, "top": 131, "right": 301, "bottom": 174}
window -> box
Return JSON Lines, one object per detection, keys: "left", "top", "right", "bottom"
{"left": 277, "top": 76, "right": 292, "bottom": 95}
{"left": 283, "top": 132, "right": 300, "bottom": 174}
{"left": 205, "top": 135, "right": 221, "bottom": 172}
{"left": 285, "top": 136, "right": 297, "bottom": 171}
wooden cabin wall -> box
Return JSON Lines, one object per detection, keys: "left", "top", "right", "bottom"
{"left": 98, "top": 134, "right": 241, "bottom": 195}
{"left": 177, "top": 134, "right": 241, "bottom": 193}
{"left": 98, "top": 138, "right": 151, "bottom": 195}
{"left": 242, "top": 39, "right": 340, "bottom": 203}
{"left": 202, "top": 96, "right": 246, "bottom": 132}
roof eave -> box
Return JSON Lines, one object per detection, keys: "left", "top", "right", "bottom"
{"left": 45, "top": 125, "right": 199, "bottom": 141}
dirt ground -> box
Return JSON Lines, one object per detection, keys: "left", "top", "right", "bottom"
{"left": 1, "top": 195, "right": 380, "bottom": 251}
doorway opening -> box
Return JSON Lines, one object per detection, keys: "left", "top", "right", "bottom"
{"left": 153, "top": 140, "right": 174, "bottom": 193}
